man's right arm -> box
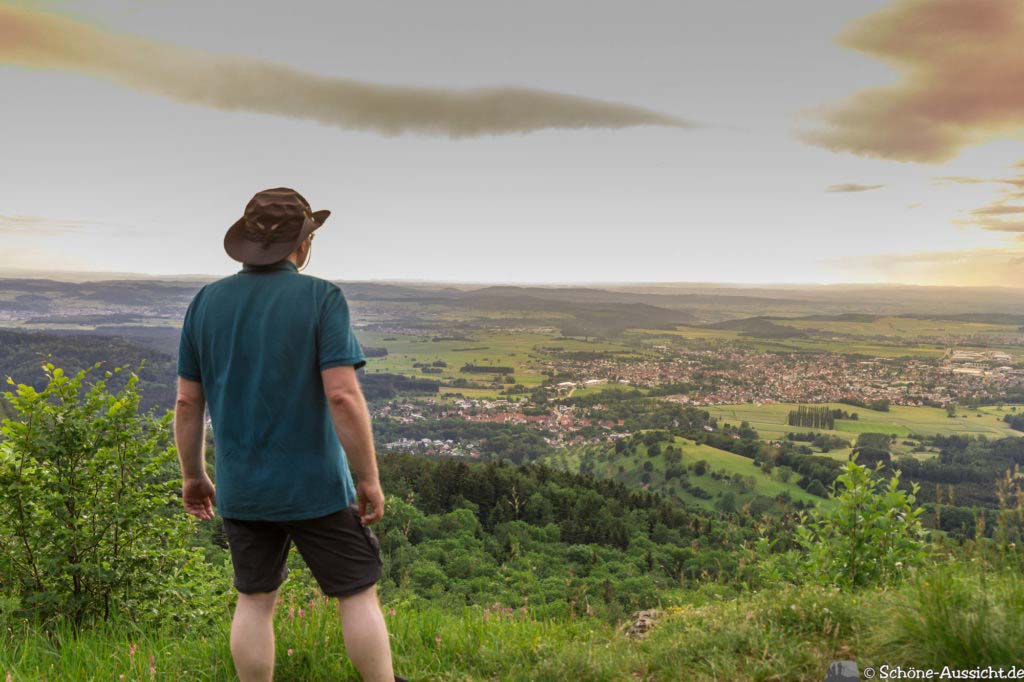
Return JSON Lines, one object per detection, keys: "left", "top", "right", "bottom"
{"left": 322, "top": 365, "right": 384, "bottom": 525}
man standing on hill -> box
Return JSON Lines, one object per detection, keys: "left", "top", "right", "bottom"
{"left": 173, "top": 187, "right": 401, "bottom": 682}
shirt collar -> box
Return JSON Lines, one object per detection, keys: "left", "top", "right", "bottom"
{"left": 240, "top": 260, "right": 298, "bottom": 274}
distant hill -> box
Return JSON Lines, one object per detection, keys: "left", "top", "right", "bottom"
{"left": 705, "top": 317, "right": 806, "bottom": 339}
{"left": 0, "top": 329, "right": 177, "bottom": 413}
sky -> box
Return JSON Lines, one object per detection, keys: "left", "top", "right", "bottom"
{"left": 2, "top": 0, "right": 1024, "bottom": 285}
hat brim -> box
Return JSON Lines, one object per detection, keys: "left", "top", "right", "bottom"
{"left": 224, "top": 209, "right": 331, "bottom": 265}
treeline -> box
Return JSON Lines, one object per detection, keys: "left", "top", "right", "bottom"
{"left": 786, "top": 432, "right": 851, "bottom": 452}
{"left": 786, "top": 405, "right": 858, "bottom": 429}
{"left": 460, "top": 364, "right": 514, "bottom": 375}
{"left": 1003, "top": 413, "right": 1024, "bottom": 431}
{"left": 839, "top": 397, "right": 890, "bottom": 412}
{"left": 360, "top": 372, "right": 440, "bottom": 400}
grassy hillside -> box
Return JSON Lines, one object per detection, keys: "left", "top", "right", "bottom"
{"left": 4, "top": 562, "right": 1021, "bottom": 681}
{"left": 546, "top": 435, "right": 822, "bottom": 511}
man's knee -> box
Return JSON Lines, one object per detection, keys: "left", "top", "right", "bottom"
{"left": 236, "top": 589, "right": 280, "bottom": 613}
{"left": 335, "top": 583, "right": 377, "bottom": 606}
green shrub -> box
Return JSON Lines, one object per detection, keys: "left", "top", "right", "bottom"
{"left": 794, "top": 459, "right": 927, "bottom": 588}
{"left": 0, "top": 363, "right": 220, "bottom": 628}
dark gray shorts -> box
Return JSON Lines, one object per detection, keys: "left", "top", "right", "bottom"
{"left": 222, "top": 504, "right": 383, "bottom": 597}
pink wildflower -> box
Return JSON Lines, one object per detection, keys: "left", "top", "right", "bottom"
{"left": 150, "top": 665, "right": 156, "bottom": 677}
{"left": 308, "top": 599, "right": 316, "bottom": 608}
{"left": 288, "top": 606, "right": 295, "bottom": 619}
{"left": 287, "top": 649, "right": 294, "bottom": 657}
{"left": 388, "top": 608, "right": 396, "bottom": 616}
{"left": 298, "top": 608, "right": 306, "bottom": 618}
{"left": 435, "top": 635, "right": 442, "bottom": 645}
{"left": 7, "top": 673, "right": 12, "bottom": 682}
{"left": 129, "top": 643, "right": 137, "bottom": 659}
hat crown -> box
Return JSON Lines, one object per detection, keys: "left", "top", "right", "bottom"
{"left": 241, "top": 188, "right": 313, "bottom": 245}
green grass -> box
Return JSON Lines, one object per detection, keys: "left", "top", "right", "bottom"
{"left": 707, "top": 403, "right": 1022, "bottom": 445}
{"left": 5, "top": 563, "right": 1021, "bottom": 681}
{"left": 548, "top": 436, "right": 822, "bottom": 511}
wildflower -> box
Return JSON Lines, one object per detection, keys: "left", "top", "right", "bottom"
{"left": 308, "top": 599, "right": 316, "bottom": 608}
{"left": 129, "top": 643, "right": 137, "bottom": 659}
{"left": 288, "top": 606, "right": 295, "bottom": 619}
{"left": 298, "top": 609, "right": 306, "bottom": 618}
{"left": 435, "top": 635, "right": 442, "bottom": 646}
{"left": 150, "top": 665, "right": 156, "bottom": 677}
{"left": 388, "top": 608, "right": 396, "bottom": 616}
{"left": 6, "top": 673, "right": 12, "bottom": 682}
{"left": 287, "top": 649, "right": 294, "bottom": 657}
{"left": 149, "top": 655, "right": 155, "bottom": 665}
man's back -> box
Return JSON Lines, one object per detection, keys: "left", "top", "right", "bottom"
{"left": 177, "top": 259, "right": 366, "bottom": 520}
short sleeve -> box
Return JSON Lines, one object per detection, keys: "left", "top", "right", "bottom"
{"left": 318, "top": 286, "right": 366, "bottom": 371}
{"left": 177, "top": 293, "right": 202, "bottom": 382}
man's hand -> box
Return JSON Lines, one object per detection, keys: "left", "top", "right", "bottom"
{"left": 356, "top": 478, "right": 385, "bottom": 525}
{"left": 182, "top": 475, "right": 216, "bottom": 521}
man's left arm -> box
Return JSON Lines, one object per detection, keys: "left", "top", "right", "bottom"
{"left": 174, "top": 376, "right": 215, "bottom": 521}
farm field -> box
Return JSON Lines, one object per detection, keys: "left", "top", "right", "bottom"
{"left": 356, "top": 329, "right": 642, "bottom": 399}
{"left": 706, "top": 403, "right": 1023, "bottom": 459}
{"left": 772, "top": 316, "right": 1020, "bottom": 340}
{"left": 546, "top": 436, "right": 824, "bottom": 511}
{"left": 630, "top": 317, "right": 1024, "bottom": 360}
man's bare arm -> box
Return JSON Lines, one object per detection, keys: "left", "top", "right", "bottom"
{"left": 322, "top": 365, "right": 384, "bottom": 524}
{"left": 174, "top": 377, "right": 215, "bottom": 520}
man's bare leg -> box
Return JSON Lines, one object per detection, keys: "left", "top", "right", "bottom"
{"left": 231, "top": 590, "right": 279, "bottom": 682}
{"left": 338, "top": 585, "right": 394, "bottom": 681}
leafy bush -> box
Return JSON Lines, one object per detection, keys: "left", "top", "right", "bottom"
{"left": 794, "top": 459, "right": 927, "bottom": 587}
{"left": 0, "top": 363, "right": 221, "bottom": 627}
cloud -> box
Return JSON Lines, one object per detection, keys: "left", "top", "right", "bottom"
{"left": 939, "top": 163, "right": 1024, "bottom": 233}
{"left": 969, "top": 205, "right": 1024, "bottom": 217}
{"left": 825, "top": 183, "right": 885, "bottom": 193}
{"left": 837, "top": 246, "right": 1024, "bottom": 286}
{"left": 0, "top": 213, "right": 127, "bottom": 236}
{"left": 800, "top": 0, "right": 1024, "bottom": 163}
{"left": 0, "top": 5, "right": 695, "bottom": 138}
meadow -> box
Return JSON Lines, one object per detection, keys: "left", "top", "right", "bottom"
{"left": 546, "top": 435, "right": 823, "bottom": 511}
{"left": 707, "top": 402, "right": 1023, "bottom": 459}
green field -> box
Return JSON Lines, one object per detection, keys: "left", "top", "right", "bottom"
{"left": 357, "top": 329, "right": 643, "bottom": 399}
{"left": 706, "top": 403, "right": 1023, "bottom": 459}
{"left": 547, "top": 436, "right": 823, "bottom": 511}
{"left": 630, "top": 318, "right": 1024, "bottom": 360}
{"left": 774, "top": 316, "right": 1020, "bottom": 340}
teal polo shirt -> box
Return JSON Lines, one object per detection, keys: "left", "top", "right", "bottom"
{"left": 176, "top": 260, "right": 365, "bottom": 521}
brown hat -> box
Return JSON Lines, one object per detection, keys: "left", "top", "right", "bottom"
{"left": 224, "top": 187, "right": 331, "bottom": 265}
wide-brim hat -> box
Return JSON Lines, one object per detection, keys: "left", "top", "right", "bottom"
{"left": 224, "top": 187, "right": 331, "bottom": 266}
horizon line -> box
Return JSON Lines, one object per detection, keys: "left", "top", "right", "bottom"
{"left": 0, "top": 266, "right": 1021, "bottom": 291}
